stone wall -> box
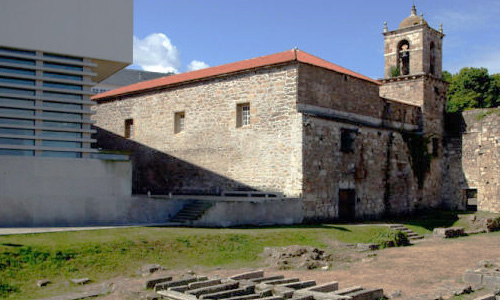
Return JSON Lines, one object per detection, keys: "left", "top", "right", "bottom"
{"left": 301, "top": 116, "right": 424, "bottom": 220}
{"left": 461, "top": 109, "right": 500, "bottom": 212}
{"left": 297, "top": 63, "right": 429, "bottom": 221}
{"left": 93, "top": 64, "right": 303, "bottom": 197}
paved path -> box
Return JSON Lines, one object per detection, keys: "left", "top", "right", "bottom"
{"left": 0, "top": 222, "right": 182, "bottom": 236}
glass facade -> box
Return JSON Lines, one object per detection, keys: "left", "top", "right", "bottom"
{"left": 0, "top": 47, "right": 96, "bottom": 158}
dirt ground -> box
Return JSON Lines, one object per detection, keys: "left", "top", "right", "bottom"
{"left": 94, "top": 233, "right": 500, "bottom": 300}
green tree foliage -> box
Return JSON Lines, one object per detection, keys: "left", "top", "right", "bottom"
{"left": 446, "top": 67, "right": 500, "bottom": 112}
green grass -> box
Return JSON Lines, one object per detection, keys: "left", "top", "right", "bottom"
{"left": 0, "top": 225, "right": 388, "bottom": 299}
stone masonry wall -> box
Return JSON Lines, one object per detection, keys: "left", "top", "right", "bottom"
{"left": 461, "top": 109, "right": 500, "bottom": 212}
{"left": 301, "top": 116, "right": 420, "bottom": 220}
{"left": 297, "top": 63, "right": 424, "bottom": 220}
{"left": 93, "top": 64, "right": 303, "bottom": 197}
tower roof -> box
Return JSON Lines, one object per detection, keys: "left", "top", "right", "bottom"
{"left": 399, "top": 5, "right": 427, "bottom": 29}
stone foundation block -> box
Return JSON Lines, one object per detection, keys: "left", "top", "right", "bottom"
{"left": 433, "top": 227, "right": 465, "bottom": 238}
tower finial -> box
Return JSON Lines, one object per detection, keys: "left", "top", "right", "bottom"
{"left": 411, "top": 4, "right": 417, "bottom": 16}
{"left": 439, "top": 23, "right": 443, "bottom": 33}
{"left": 383, "top": 21, "right": 388, "bottom": 33}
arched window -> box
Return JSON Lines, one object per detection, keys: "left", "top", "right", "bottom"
{"left": 430, "top": 42, "right": 436, "bottom": 75}
{"left": 398, "top": 40, "right": 410, "bottom": 75}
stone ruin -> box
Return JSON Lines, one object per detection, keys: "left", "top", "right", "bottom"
{"left": 147, "top": 270, "right": 383, "bottom": 300}
{"left": 463, "top": 260, "right": 500, "bottom": 289}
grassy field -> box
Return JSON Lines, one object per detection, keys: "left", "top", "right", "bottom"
{"left": 1, "top": 210, "right": 497, "bottom": 299}
{"left": 0, "top": 224, "right": 389, "bottom": 299}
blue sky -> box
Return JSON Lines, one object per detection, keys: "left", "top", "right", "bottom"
{"left": 130, "top": 0, "right": 500, "bottom": 78}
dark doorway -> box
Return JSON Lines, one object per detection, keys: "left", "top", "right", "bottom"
{"left": 465, "top": 188, "right": 478, "bottom": 211}
{"left": 339, "top": 189, "right": 356, "bottom": 221}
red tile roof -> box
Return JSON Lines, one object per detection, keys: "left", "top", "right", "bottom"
{"left": 92, "top": 49, "right": 380, "bottom": 101}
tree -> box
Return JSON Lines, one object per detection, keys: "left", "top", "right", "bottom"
{"left": 446, "top": 67, "right": 500, "bottom": 112}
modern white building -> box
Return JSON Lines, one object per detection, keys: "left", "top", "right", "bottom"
{"left": 0, "top": 0, "right": 137, "bottom": 227}
{"left": 0, "top": 0, "right": 132, "bottom": 158}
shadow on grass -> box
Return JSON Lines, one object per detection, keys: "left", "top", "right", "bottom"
{"left": 150, "top": 224, "right": 352, "bottom": 231}
{"left": 384, "top": 210, "right": 475, "bottom": 232}
{"left": 1, "top": 243, "right": 23, "bottom": 247}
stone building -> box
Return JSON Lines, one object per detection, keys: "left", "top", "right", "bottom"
{"left": 92, "top": 6, "right": 450, "bottom": 222}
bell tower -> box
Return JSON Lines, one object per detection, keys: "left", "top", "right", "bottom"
{"left": 379, "top": 5, "right": 448, "bottom": 209}
{"left": 380, "top": 4, "right": 446, "bottom": 124}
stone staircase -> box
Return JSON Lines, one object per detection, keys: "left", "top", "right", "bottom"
{"left": 388, "top": 224, "right": 424, "bottom": 241}
{"left": 170, "top": 200, "right": 213, "bottom": 223}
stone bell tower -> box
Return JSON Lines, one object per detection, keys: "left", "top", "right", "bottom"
{"left": 380, "top": 4, "right": 446, "bottom": 134}
{"left": 379, "top": 5, "right": 448, "bottom": 208}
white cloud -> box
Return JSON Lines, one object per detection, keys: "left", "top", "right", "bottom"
{"left": 133, "top": 33, "right": 181, "bottom": 73}
{"left": 186, "top": 60, "right": 210, "bottom": 72}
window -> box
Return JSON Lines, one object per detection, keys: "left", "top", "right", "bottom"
{"left": 43, "top": 62, "right": 83, "bottom": 72}
{"left": 42, "top": 120, "right": 81, "bottom": 129}
{"left": 340, "top": 128, "right": 357, "bottom": 153}
{"left": 44, "top": 72, "right": 82, "bottom": 81}
{"left": 432, "top": 137, "right": 439, "bottom": 157}
{"left": 43, "top": 81, "right": 82, "bottom": 91}
{"left": 430, "top": 42, "right": 436, "bottom": 75}
{"left": 398, "top": 40, "right": 410, "bottom": 75}
{"left": 124, "top": 118, "right": 134, "bottom": 138}
{"left": 236, "top": 103, "right": 250, "bottom": 127}
{"left": 0, "top": 67, "right": 36, "bottom": 76}
{"left": 174, "top": 112, "right": 185, "bottom": 134}
{"left": 43, "top": 91, "right": 82, "bottom": 100}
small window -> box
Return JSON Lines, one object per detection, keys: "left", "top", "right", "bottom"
{"left": 236, "top": 103, "right": 250, "bottom": 127}
{"left": 340, "top": 128, "right": 356, "bottom": 153}
{"left": 124, "top": 118, "right": 134, "bottom": 138}
{"left": 174, "top": 111, "right": 185, "bottom": 134}
{"left": 432, "top": 137, "right": 439, "bottom": 157}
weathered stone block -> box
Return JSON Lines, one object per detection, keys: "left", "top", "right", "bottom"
{"left": 230, "top": 270, "right": 265, "bottom": 280}
{"left": 474, "top": 294, "right": 496, "bottom": 300}
{"left": 304, "top": 282, "right": 338, "bottom": 292}
{"left": 483, "top": 274, "right": 500, "bottom": 288}
{"left": 463, "top": 270, "right": 483, "bottom": 285}
{"left": 433, "top": 227, "right": 465, "bottom": 238}
{"left": 144, "top": 276, "right": 172, "bottom": 289}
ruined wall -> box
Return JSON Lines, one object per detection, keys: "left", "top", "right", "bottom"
{"left": 442, "top": 136, "right": 467, "bottom": 210}
{"left": 460, "top": 109, "right": 500, "bottom": 212}
{"left": 93, "top": 64, "right": 303, "bottom": 197}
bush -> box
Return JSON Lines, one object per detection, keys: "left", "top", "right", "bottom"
{"left": 370, "top": 229, "right": 410, "bottom": 248}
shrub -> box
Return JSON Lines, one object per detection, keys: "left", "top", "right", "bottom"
{"left": 370, "top": 229, "right": 410, "bottom": 248}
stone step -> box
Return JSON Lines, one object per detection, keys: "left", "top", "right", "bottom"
{"left": 265, "top": 278, "right": 300, "bottom": 285}
{"left": 250, "top": 275, "right": 285, "bottom": 283}
{"left": 225, "top": 293, "right": 261, "bottom": 300}
{"left": 278, "top": 280, "right": 316, "bottom": 290}
{"left": 199, "top": 286, "right": 255, "bottom": 300}
{"left": 145, "top": 276, "right": 173, "bottom": 289}
{"left": 230, "top": 270, "right": 265, "bottom": 280}
{"left": 155, "top": 277, "right": 199, "bottom": 291}
{"left": 334, "top": 286, "right": 363, "bottom": 296}
{"left": 188, "top": 279, "right": 222, "bottom": 290}
{"left": 188, "top": 282, "right": 240, "bottom": 297}
{"left": 170, "top": 200, "right": 214, "bottom": 222}
{"left": 346, "top": 288, "right": 384, "bottom": 300}
{"left": 303, "top": 282, "right": 338, "bottom": 293}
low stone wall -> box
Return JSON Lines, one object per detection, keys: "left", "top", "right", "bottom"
{"left": 192, "top": 198, "right": 303, "bottom": 227}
